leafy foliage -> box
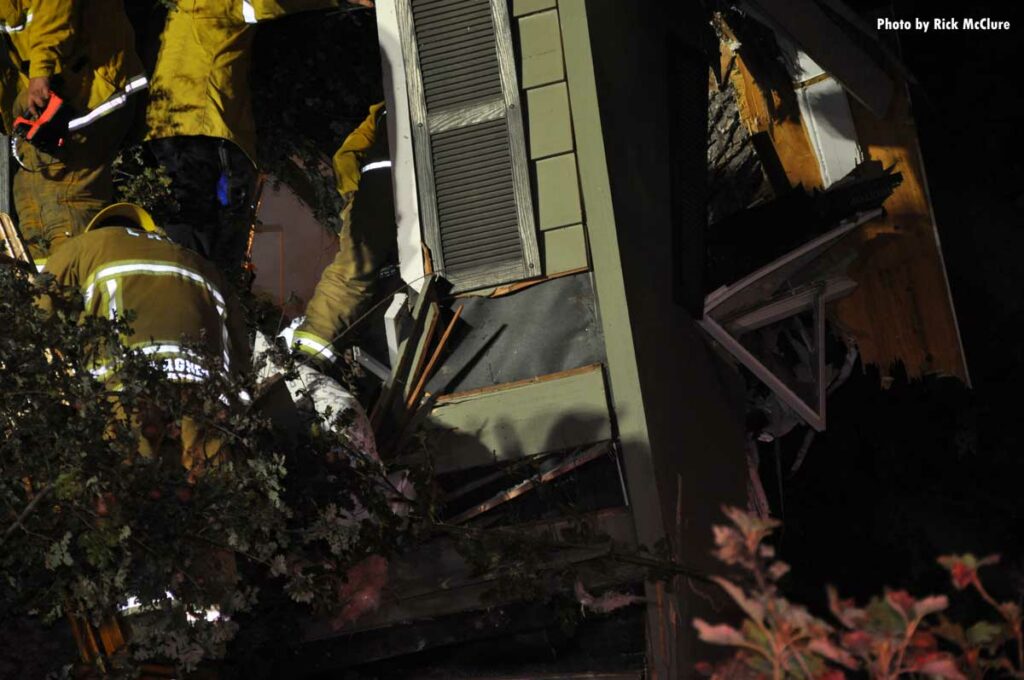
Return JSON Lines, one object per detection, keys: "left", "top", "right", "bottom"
{"left": 695, "top": 507, "right": 1024, "bottom": 679}
{"left": 111, "top": 144, "right": 179, "bottom": 217}
{"left": 0, "top": 265, "right": 409, "bottom": 675}
{"left": 251, "top": 6, "right": 383, "bottom": 232}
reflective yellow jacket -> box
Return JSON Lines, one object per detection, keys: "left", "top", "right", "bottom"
{"left": 0, "top": 0, "right": 143, "bottom": 133}
{"left": 42, "top": 219, "right": 249, "bottom": 382}
{"left": 293, "top": 102, "right": 389, "bottom": 363}
{"left": 143, "top": 0, "right": 340, "bottom": 163}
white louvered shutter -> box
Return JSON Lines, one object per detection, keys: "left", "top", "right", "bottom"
{"left": 396, "top": 0, "right": 539, "bottom": 291}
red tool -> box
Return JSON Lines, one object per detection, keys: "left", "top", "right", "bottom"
{"left": 12, "top": 93, "right": 75, "bottom": 155}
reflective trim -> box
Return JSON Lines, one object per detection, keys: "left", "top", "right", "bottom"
{"left": 92, "top": 343, "right": 211, "bottom": 382}
{"left": 0, "top": 11, "right": 31, "bottom": 33}
{"left": 106, "top": 279, "right": 118, "bottom": 319}
{"left": 217, "top": 303, "right": 231, "bottom": 373}
{"left": 81, "top": 262, "right": 231, "bottom": 377}
{"left": 141, "top": 339, "right": 217, "bottom": 379}
{"left": 242, "top": 0, "right": 257, "bottom": 23}
{"left": 360, "top": 160, "right": 392, "bottom": 173}
{"left": 67, "top": 75, "right": 150, "bottom": 132}
{"left": 140, "top": 343, "right": 192, "bottom": 356}
{"left": 293, "top": 331, "right": 338, "bottom": 364}
{"left": 84, "top": 260, "right": 226, "bottom": 308}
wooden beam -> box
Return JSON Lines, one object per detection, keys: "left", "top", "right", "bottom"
{"left": 558, "top": 3, "right": 680, "bottom": 677}
{"left": 723, "top": 39, "right": 822, "bottom": 191}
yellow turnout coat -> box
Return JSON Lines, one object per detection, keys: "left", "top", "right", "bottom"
{"left": 143, "top": 0, "right": 341, "bottom": 162}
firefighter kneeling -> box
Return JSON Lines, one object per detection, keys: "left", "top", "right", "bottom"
{"left": 40, "top": 202, "right": 248, "bottom": 670}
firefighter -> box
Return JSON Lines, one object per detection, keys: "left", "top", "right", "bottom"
{"left": 0, "top": 0, "right": 146, "bottom": 264}
{"left": 41, "top": 202, "right": 250, "bottom": 470}
{"left": 290, "top": 101, "right": 397, "bottom": 365}
{"left": 141, "top": 0, "right": 373, "bottom": 274}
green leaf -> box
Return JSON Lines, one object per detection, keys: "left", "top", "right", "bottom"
{"left": 44, "top": 531, "right": 74, "bottom": 570}
{"left": 966, "top": 621, "right": 1003, "bottom": 646}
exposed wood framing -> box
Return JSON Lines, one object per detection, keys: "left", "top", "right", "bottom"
{"left": 742, "top": 0, "right": 894, "bottom": 117}
{"left": 726, "top": 44, "right": 968, "bottom": 382}
{"left": 723, "top": 39, "right": 822, "bottom": 190}
{"left": 448, "top": 442, "right": 611, "bottom": 524}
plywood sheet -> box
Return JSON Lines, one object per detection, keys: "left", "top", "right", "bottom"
{"left": 728, "top": 50, "right": 822, "bottom": 190}
{"left": 836, "top": 83, "right": 968, "bottom": 381}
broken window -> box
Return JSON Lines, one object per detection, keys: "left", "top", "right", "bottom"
{"left": 702, "top": 208, "right": 879, "bottom": 431}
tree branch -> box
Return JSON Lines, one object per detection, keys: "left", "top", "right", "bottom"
{"left": 1, "top": 484, "right": 53, "bottom": 546}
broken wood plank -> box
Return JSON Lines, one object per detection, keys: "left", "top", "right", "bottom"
{"left": 1, "top": 213, "right": 35, "bottom": 269}
{"left": 406, "top": 304, "right": 463, "bottom": 410}
{"left": 371, "top": 277, "right": 436, "bottom": 434}
{"left": 449, "top": 442, "right": 610, "bottom": 524}
{"left": 403, "top": 301, "right": 440, "bottom": 403}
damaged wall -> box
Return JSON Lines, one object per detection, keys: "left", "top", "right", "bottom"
{"left": 720, "top": 22, "right": 969, "bottom": 382}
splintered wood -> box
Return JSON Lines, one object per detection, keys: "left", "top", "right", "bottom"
{"left": 720, "top": 37, "right": 968, "bottom": 381}
{"left": 837, "top": 84, "right": 969, "bottom": 382}
{"left": 720, "top": 38, "right": 823, "bottom": 191}
{"left": 1, "top": 212, "right": 36, "bottom": 270}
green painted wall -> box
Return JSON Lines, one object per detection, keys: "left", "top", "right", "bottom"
{"left": 511, "top": 0, "right": 590, "bottom": 277}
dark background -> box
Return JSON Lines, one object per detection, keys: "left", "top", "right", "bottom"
{"left": 776, "top": 0, "right": 1024, "bottom": 606}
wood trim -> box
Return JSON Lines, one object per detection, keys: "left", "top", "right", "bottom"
{"left": 434, "top": 362, "right": 601, "bottom": 404}
{"left": 428, "top": 97, "right": 505, "bottom": 133}
{"left": 493, "top": 0, "right": 543, "bottom": 281}
{"left": 394, "top": 0, "right": 445, "bottom": 278}
{"left": 557, "top": 3, "right": 677, "bottom": 677}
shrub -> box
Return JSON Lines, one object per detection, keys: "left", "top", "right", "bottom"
{"left": 695, "top": 507, "right": 1023, "bottom": 679}
{"left": 0, "top": 264, "right": 408, "bottom": 675}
